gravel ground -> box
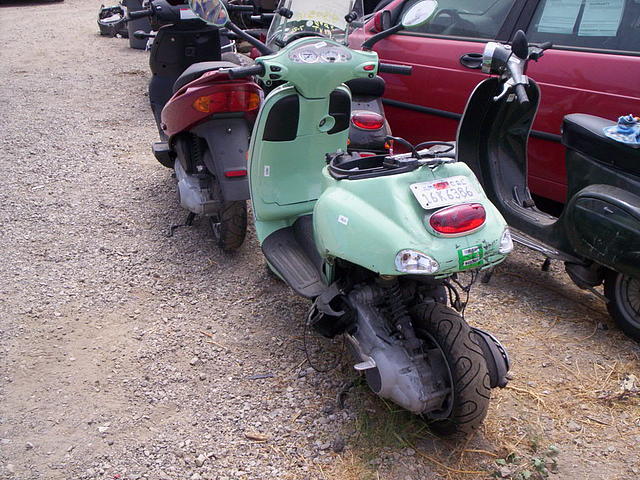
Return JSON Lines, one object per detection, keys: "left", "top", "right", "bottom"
{"left": 1, "top": 2, "right": 639, "bottom": 480}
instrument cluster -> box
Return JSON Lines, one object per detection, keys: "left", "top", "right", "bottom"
{"left": 288, "top": 41, "right": 352, "bottom": 64}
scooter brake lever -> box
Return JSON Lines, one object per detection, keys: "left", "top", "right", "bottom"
{"left": 493, "top": 79, "right": 513, "bottom": 102}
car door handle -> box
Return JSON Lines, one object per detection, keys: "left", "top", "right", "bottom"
{"left": 460, "top": 53, "right": 483, "bottom": 69}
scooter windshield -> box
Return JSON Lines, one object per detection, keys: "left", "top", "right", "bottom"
{"left": 266, "top": 0, "right": 363, "bottom": 48}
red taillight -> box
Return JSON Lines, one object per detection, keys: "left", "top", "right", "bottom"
{"left": 224, "top": 169, "right": 247, "bottom": 178}
{"left": 351, "top": 110, "right": 384, "bottom": 130}
{"left": 192, "top": 85, "right": 261, "bottom": 114}
{"left": 429, "top": 203, "right": 486, "bottom": 235}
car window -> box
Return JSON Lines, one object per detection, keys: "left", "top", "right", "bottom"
{"left": 527, "top": 0, "right": 640, "bottom": 53}
{"left": 400, "top": 0, "right": 517, "bottom": 39}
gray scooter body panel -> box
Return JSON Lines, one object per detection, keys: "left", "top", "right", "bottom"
{"left": 192, "top": 117, "right": 250, "bottom": 202}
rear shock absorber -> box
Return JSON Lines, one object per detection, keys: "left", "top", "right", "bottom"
{"left": 380, "top": 277, "right": 422, "bottom": 351}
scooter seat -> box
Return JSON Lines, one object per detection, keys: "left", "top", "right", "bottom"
{"left": 562, "top": 114, "right": 640, "bottom": 176}
{"left": 345, "top": 76, "right": 385, "bottom": 98}
{"left": 172, "top": 61, "right": 238, "bottom": 93}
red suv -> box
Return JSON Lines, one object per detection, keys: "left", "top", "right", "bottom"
{"left": 351, "top": 0, "right": 640, "bottom": 203}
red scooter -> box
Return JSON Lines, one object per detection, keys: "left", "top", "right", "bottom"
{"left": 129, "top": 0, "right": 267, "bottom": 250}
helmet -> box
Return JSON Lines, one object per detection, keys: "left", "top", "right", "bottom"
{"left": 98, "top": 4, "right": 129, "bottom": 38}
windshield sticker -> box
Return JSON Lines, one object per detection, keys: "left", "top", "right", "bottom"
{"left": 578, "top": 0, "right": 624, "bottom": 36}
{"left": 290, "top": 0, "right": 352, "bottom": 30}
{"left": 338, "top": 215, "right": 349, "bottom": 226}
{"left": 537, "top": 0, "right": 582, "bottom": 34}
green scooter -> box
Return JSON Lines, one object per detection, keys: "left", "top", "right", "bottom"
{"left": 190, "top": 0, "right": 512, "bottom": 434}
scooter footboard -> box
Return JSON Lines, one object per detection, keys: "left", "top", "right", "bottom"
{"left": 566, "top": 185, "right": 640, "bottom": 278}
{"left": 192, "top": 118, "right": 250, "bottom": 202}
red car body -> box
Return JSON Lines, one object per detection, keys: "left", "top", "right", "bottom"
{"left": 351, "top": 0, "right": 640, "bottom": 203}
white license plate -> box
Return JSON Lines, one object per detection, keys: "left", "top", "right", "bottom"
{"left": 410, "top": 176, "right": 480, "bottom": 210}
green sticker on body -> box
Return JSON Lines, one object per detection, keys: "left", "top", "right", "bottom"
{"left": 458, "top": 244, "right": 484, "bottom": 270}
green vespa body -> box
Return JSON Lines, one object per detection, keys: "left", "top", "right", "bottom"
{"left": 188, "top": 0, "right": 513, "bottom": 436}
{"left": 247, "top": 40, "right": 509, "bottom": 280}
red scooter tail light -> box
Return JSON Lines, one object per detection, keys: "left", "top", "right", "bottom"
{"left": 429, "top": 203, "right": 486, "bottom": 235}
{"left": 351, "top": 110, "right": 384, "bottom": 130}
{"left": 192, "top": 85, "right": 261, "bottom": 114}
{"left": 224, "top": 169, "right": 247, "bottom": 178}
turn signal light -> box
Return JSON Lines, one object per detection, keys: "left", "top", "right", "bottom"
{"left": 193, "top": 85, "right": 261, "bottom": 114}
{"left": 351, "top": 110, "right": 384, "bottom": 130}
{"left": 429, "top": 203, "right": 486, "bottom": 235}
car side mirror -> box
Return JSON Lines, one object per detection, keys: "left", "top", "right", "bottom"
{"left": 372, "top": 10, "right": 392, "bottom": 32}
{"left": 362, "top": 0, "right": 438, "bottom": 50}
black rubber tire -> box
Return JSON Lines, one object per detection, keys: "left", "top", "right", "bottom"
{"left": 411, "top": 302, "right": 491, "bottom": 435}
{"left": 208, "top": 199, "right": 247, "bottom": 252}
{"left": 207, "top": 175, "right": 247, "bottom": 252}
{"left": 604, "top": 271, "right": 640, "bottom": 341}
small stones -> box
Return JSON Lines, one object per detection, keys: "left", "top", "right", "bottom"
{"left": 195, "top": 453, "right": 206, "bottom": 467}
{"left": 567, "top": 420, "right": 582, "bottom": 432}
{"left": 25, "top": 442, "right": 34, "bottom": 450}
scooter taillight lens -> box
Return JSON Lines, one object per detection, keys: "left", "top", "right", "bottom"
{"left": 351, "top": 111, "right": 384, "bottom": 130}
{"left": 429, "top": 203, "right": 486, "bottom": 235}
{"left": 224, "top": 169, "right": 247, "bottom": 178}
{"left": 192, "top": 86, "right": 261, "bottom": 114}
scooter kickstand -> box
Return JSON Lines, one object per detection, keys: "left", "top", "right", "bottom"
{"left": 541, "top": 258, "right": 551, "bottom": 271}
{"left": 167, "top": 212, "right": 196, "bottom": 238}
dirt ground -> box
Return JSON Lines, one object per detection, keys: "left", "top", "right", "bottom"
{"left": 0, "top": 1, "right": 639, "bottom": 480}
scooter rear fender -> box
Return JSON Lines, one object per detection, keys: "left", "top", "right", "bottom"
{"left": 566, "top": 185, "right": 640, "bottom": 278}
{"left": 191, "top": 117, "right": 251, "bottom": 202}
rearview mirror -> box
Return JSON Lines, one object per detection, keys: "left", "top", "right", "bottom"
{"left": 188, "top": 0, "right": 229, "bottom": 27}
{"left": 401, "top": 0, "right": 438, "bottom": 28}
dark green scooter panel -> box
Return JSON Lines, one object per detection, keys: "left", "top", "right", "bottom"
{"left": 567, "top": 185, "right": 640, "bottom": 278}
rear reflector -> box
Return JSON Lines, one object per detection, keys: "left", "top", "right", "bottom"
{"left": 429, "top": 203, "right": 486, "bottom": 235}
{"left": 224, "top": 169, "right": 247, "bottom": 178}
{"left": 351, "top": 110, "right": 384, "bottom": 130}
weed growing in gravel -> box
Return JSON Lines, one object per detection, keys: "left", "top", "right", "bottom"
{"left": 492, "top": 444, "right": 560, "bottom": 479}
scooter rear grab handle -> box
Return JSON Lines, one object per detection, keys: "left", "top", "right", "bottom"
{"left": 378, "top": 63, "right": 412, "bottom": 75}
{"left": 227, "top": 63, "right": 266, "bottom": 78}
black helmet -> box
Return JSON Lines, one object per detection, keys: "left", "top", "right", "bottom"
{"left": 98, "top": 4, "right": 129, "bottom": 38}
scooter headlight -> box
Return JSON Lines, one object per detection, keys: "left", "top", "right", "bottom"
{"left": 499, "top": 228, "right": 514, "bottom": 254}
{"left": 395, "top": 250, "right": 439, "bottom": 274}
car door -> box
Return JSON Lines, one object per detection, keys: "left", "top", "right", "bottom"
{"left": 353, "top": 0, "right": 522, "bottom": 148}
{"left": 520, "top": 0, "right": 640, "bottom": 202}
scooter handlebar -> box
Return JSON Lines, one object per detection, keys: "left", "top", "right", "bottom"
{"left": 378, "top": 63, "right": 412, "bottom": 75}
{"left": 514, "top": 84, "right": 529, "bottom": 105}
{"left": 228, "top": 63, "right": 266, "bottom": 79}
{"left": 127, "top": 9, "right": 152, "bottom": 20}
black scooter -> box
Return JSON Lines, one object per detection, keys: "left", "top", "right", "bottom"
{"left": 457, "top": 31, "right": 640, "bottom": 340}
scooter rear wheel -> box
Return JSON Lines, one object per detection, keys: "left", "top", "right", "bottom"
{"left": 208, "top": 200, "right": 247, "bottom": 252}
{"left": 411, "top": 302, "right": 491, "bottom": 435}
{"left": 208, "top": 176, "right": 247, "bottom": 251}
{"left": 604, "top": 271, "right": 640, "bottom": 341}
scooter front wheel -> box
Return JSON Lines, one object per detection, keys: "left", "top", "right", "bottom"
{"left": 411, "top": 302, "right": 491, "bottom": 435}
{"left": 604, "top": 271, "right": 640, "bottom": 341}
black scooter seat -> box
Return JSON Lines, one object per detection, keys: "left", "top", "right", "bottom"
{"left": 345, "top": 76, "right": 385, "bottom": 98}
{"left": 562, "top": 114, "right": 640, "bottom": 176}
{"left": 173, "top": 61, "right": 238, "bottom": 93}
